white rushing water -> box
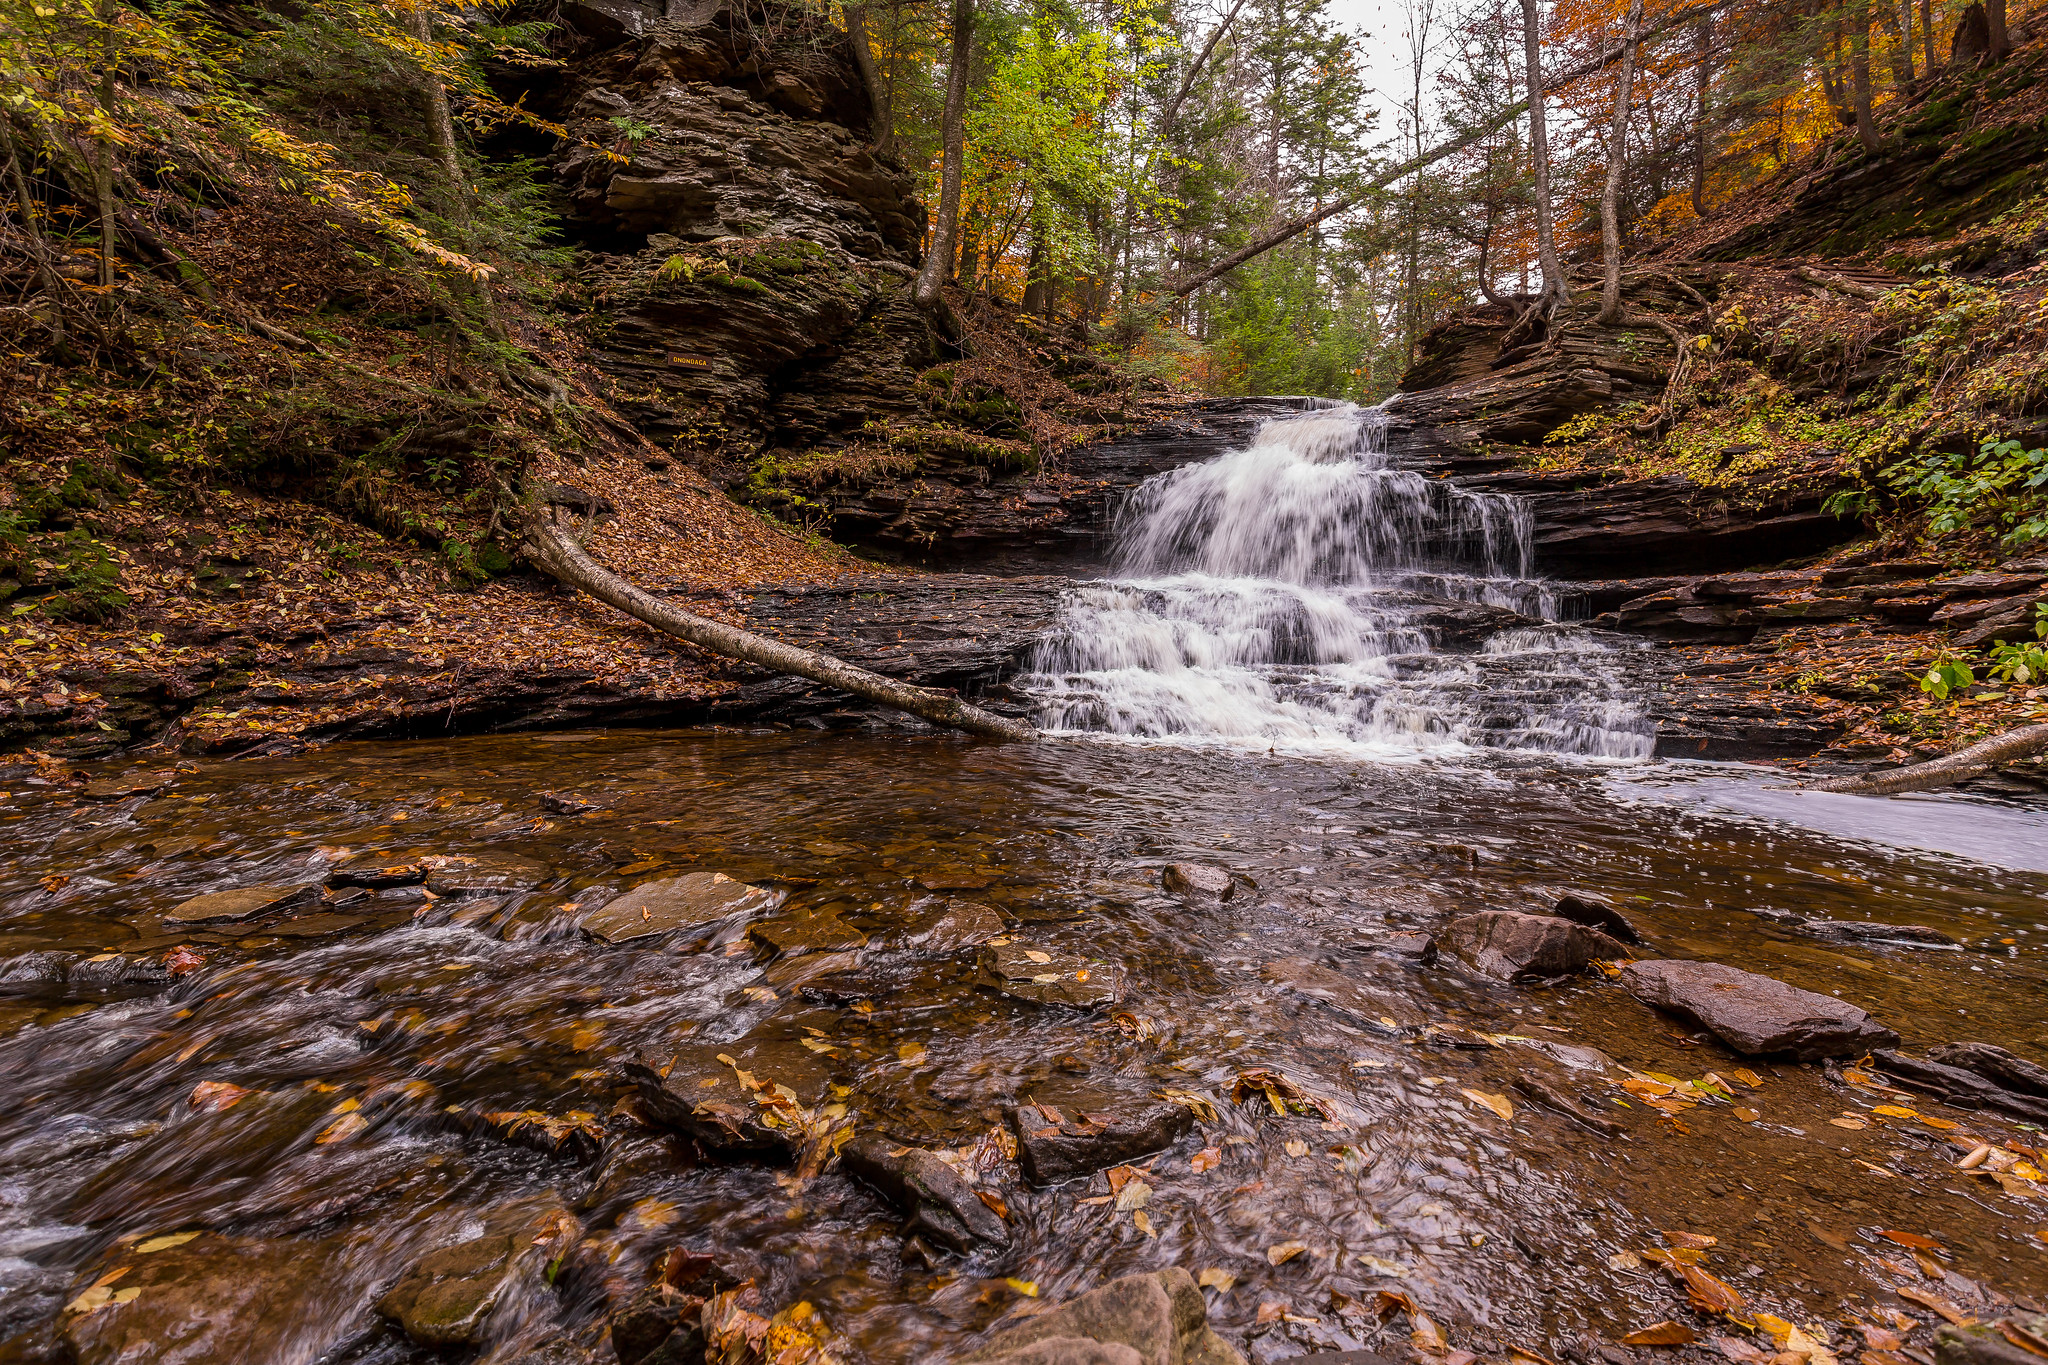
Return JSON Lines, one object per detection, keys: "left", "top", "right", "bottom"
{"left": 1022, "top": 402, "right": 1655, "bottom": 759}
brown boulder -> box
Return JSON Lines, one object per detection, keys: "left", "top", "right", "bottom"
{"left": 1442, "top": 911, "right": 1625, "bottom": 980}
{"left": 1622, "top": 959, "right": 1897, "bottom": 1059}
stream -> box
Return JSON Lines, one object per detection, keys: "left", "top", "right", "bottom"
{"left": 2, "top": 409, "right": 2045, "bottom": 1365}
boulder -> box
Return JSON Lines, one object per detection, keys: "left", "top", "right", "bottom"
{"left": 1925, "top": 1042, "right": 2048, "bottom": 1098}
{"left": 955, "top": 1268, "right": 1245, "bottom": 1365}
{"left": 1160, "top": 864, "right": 1232, "bottom": 902}
{"left": 1258, "top": 958, "right": 1418, "bottom": 1032}
{"left": 1539, "top": 888, "right": 1643, "bottom": 944}
{"left": 1008, "top": 1100, "right": 1194, "bottom": 1187}
{"left": 375, "top": 1202, "right": 577, "bottom": 1346}
{"left": 838, "top": 1135, "right": 1009, "bottom": 1253}
{"left": 165, "top": 882, "right": 321, "bottom": 924}
{"left": 422, "top": 852, "right": 551, "bottom": 897}
{"left": 1442, "top": 911, "right": 1626, "bottom": 980}
{"left": 1622, "top": 960, "right": 1898, "bottom": 1059}
{"left": 978, "top": 943, "right": 1122, "bottom": 1008}
{"left": 582, "top": 872, "right": 784, "bottom": 944}
{"left": 621, "top": 1061, "right": 794, "bottom": 1158}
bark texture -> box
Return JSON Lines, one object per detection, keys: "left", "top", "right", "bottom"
{"left": 914, "top": 0, "right": 974, "bottom": 309}
{"left": 1812, "top": 724, "right": 2048, "bottom": 795}
{"left": 1597, "top": 0, "right": 1644, "bottom": 327}
{"left": 519, "top": 510, "right": 1037, "bottom": 742}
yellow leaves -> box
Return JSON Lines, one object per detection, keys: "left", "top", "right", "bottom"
{"left": 1132, "top": 1209, "right": 1156, "bottom": 1238}
{"left": 1004, "top": 1278, "right": 1038, "bottom": 1297}
{"left": 1872, "top": 1104, "right": 1921, "bottom": 1119}
{"left": 1155, "top": 1088, "right": 1218, "bottom": 1121}
{"left": 134, "top": 1231, "right": 200, "bottom": 1254}
{"left": 315, "top": 1111, "right": 368, "bottom": 1145}
{"left": 1198, "top": 1268, "right": 1237, "bottom": 1292}
{"left": 1231, "top": 1069, "right": 1332, "bottom": 1120}
{"left": 1732, "top": 1107, "right": 1760, "bottom": 1123}
{"left": 1727, "top": 1068, "right": 1765, "bottom": 1088}
{"left": 1677, "top": 1264, "right": 1748, "bottom": 1319}
{"left": 64, "top": 1266, "right": 133, "bottom": 1316}
{"left": 1113, "top": 1179, "right": 1151, "bottom": 1211}
{"left": 1267, "top": 1241, "right": 1307, "bottom": 1265}
{"left": 1829, "top": 1115, "right": 1871, "bottom": 1130}
{"left": 1459, "top": 1088, "right": 1513, "bottom": 1122}
{"left": 1283, "top": 1139, "right": 1309, "bottom": 1158}
{"left": 896, "top": 1041, "right": 926, "bottom": 1065}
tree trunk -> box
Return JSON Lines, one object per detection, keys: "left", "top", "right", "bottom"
{"left": 914, "top": 0, "right": 974, "bottom": 310}
{"left": 1879, "top": 0, "right": 1914, "bottom": 84}
{"left": 1022, "top": 223, "right": 1051, "bottom": 318}
{"left": 1986, "top": 0, "right": 2009, "bottom": 56}
{"left": 0, "top": 117, "right": 67, "bottom": 340}
{"left": 93, "top": 0, "right": 121, "bottom": 289}
{"left": 1156, "top": 0, "right": 1251, "bottom": 137}
{"left": 1597, "top": 0, "right": 1644, "bottom": 328}
{"left": 1812, "top": 724, "right": 2048, "bottom": 796}
{"left": 1690, "top": 11, "right": 1713, "bottom": 216}
{"left": 403, "top": 6, "right": 466, "bottom": 202}
{"left": 1521, "top": 0, "right": 1568, "bottom": 306}
{"left": 1920, "top": 0, "right": 1937, "bottom": 74}
{"left": 521, "top": 510, "right": 1037, "bottom": 743}
{"left": 844, "top": 4, "right": 892, "bottom": 150}
{"left": 1848, "top": 0, "right": 1882, "bottom": 153}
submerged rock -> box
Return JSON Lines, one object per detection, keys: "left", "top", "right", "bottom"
{"left": 839, "top": 1135, "right": 1009, "bottom": 1253}
{"left": 1622, "top": 959, "right": 1898, "bottom": 1059}
{"left": 1008, "top": 1100, "right": 1195, "bottom": 1186}
{"left": 749, "top": 910, "right": 868, "bottom": 956}
{"left": 81, "top": 772, "right": 174, "bottom": 801}
{"left": 1161, "top": 864, "right": 1232, "bottom": 902}
{"left": 1873, "top": 1050, "right": 2048, "bottom": 1123}
{"left": 1259, "top": 958, "right": 1417, "bottom": 1032}
{"left": 1796, "top": 919, "right": 1958, "bottom": 948}
{"left": 1442, "top": 910, "right": 1625, "bottom": 980}
{"left": 582, "top": 872, "right": 784, "bottom": 945}
{"left": 622, "top": 1061, "right": 793, "bottom": 1159}
{"left": 537, "top": 790, "right": 605, "bottom": 815}
{"left": 1933, "top": 1313, "right": 2048, "bottom": 1365}
{"left": 612, "top": 1282, "right": 711, "bottom": 1365}
{"left": 978, "top": 943, "right": 1123, "bottom": 1008}
{"left": 1372, "top": 931, "right": 1438, "bottom": 963}
{"left": 1926, "top": 1042, "right": 2048, "bottom": 1098}
{"left": 955, "top": 1267, "right": 1245, "bottom": 1365}
{"left": 376, "top": 1203, "right": 578, "bottom": 1346}
{"left": 422, "top": 852, "right": 551, "bottom": 897}
{"left": 326, "top": 850, "right": 427, "bottom": 888}
{"left": 165, "top": 882, "right": 321, "bottom": 924}
{"left": 903, "top": 897, "right": 1006, "bottom": 954}
{"left": 60, "top": 1231, "right": 344, "bottom": 1365}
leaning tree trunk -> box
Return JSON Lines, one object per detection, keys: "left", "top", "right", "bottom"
{"left": 913, "top": 0, "right": 975, "bottom": 310}
{"left": 1690, "top": 10, "right": 1713, "bottom": 217}
{"left": 1521, "top": 0, "right": 1568, "bottom": 308}
{"left": 1812, "top": 724, "right": 2048, "bottom": 796}
{"left": 521, "top": 511, "right": 1037, "bottom": 742}
{"left": 1848, "top": 0, "right": 1883, "bottom": 153}
{"left": 1596, "top": 0, "right": 1645, "bottom": 327}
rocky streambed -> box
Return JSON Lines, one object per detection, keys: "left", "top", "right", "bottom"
{"left": 2, "top": 730, "right": 2046, "bottom": 1365}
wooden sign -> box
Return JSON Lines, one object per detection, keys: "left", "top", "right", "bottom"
{"left": 667, "top": 353, "right": 716, "bottom": 371}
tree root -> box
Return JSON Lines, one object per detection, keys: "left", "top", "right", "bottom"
{"left": 1811, "top": 723, "right": 2048, "bottom": 796}
{"left": 520, "top": 507, "right": 1038, "bottom": 743}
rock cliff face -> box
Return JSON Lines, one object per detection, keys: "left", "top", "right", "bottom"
{"left": 540, "top": 0, "right": 940, "bottom": 455}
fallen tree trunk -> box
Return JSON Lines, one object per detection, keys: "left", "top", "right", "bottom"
{"left": 1811, "top": 723, "right": 2048, "bottom": 796}
{"left": 521, "top": 510, "right": 1038, "bottom": 743}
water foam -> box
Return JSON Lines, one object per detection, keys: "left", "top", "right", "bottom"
{"left": 1022, "top": 403, "right": 1653, "bottom": 759}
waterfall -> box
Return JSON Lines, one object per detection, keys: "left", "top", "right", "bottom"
{"left": 1021, "top": 403, "right": 1654, "bottom": 759}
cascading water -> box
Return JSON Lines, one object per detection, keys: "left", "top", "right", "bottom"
{"left": 1021, "top": 402, "right": 1655, "bottom": 759}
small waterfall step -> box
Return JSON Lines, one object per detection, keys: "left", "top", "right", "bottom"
{"left": 1021, "top": 403, "right": 1654, "bottom": 760}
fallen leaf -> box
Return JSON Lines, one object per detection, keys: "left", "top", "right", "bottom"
{"left": 1918, "top": 1115, "right": 1961, "bottom": 1131}
{"left": 1858, "top": 1328, "right": 1905, "bottom": 1352}
{"left": 897, "top": 1041, "right": 926, "bottom": 1064}
{"left": 314, "top": 1112, "right": 367, "bottom": 1145}
{"left": 1642, "top": 1247, "right": 1707, "bottom": 1267}
{"left": 1626, "top": 1323, "right": 1698, "bottom": 1346}
{"left": 1896, "top": 1287, "right": 1974, "bottom": 1325}
{"left": 1510, "top": 1346, "right": 1558, "bottom": 1365}
{"left": 1998, "top": 1321, "right": 2048, "bottom": 1360}
{"left": 1132, "top": 1208, "right": 1156, "bottom": 1237}
{"left": 1267, "top": 1241, "right": 1308, "bottom": 1265}
{"left": 1664, "top": 1232, "right": 1718, "bottom": 1249}
{"left": 1191, "top": 1146, "right": 1221, "bottom": 1173}
{"left": 1831, "top": 1117, "right": 1871, "bottom": 1130}
{"left": 1077, "top": 1195, "right": 1113, "bottom": 1206}
{"left": 1715, "top": 1337, "right": 1771, "bottom": 1363}
{"left": 1729, "top": 1068, "right": 1765, "bottom": 1088}
{"left": 978, "top": 1190, "right": 1009, "bottom": 1222}
{"left": 1104, "top": 1164, "right": 1141, "bottom": 1194}
{"left": 1678, "top": 1264, "right": 1747, "bottom": 1317}
{"left": 1024, "top": 950, "right": 1052, "bottom": 963}
{"left": 1733, "top": 1107, "right": 1760, "bottom": 1123}
{"left": 1114, "top": 1179, "right": 1151, "bottom": 1211}
{"left": 1880, "top": 1230, "right": 1942, "bottom": 1251}
{"left": 1609, "top": 1251, "right": 1644, "bottom": 1270}
{"left": 189, "top": 1081, "right": 253, "bottom": 1113}
{"left": 1283, "top": 1139, "right": 1309, "bottom": 1158}
{"left": 1460, "top": 1088, "right": 1513, "bottom": 1121}
{"left": 1872, "top": 1105, "right": 1920, "bottom": 1120}
{"left": 1256, "top": 1300, "right": 1287, "bottom": 1324}
{"left": 1198, "top": 1268, "right": 1236, "bottom": 1292}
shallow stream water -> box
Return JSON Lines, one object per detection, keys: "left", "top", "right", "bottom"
{"left": 2, "top": 732, "right": 2046, "bottom": 1363}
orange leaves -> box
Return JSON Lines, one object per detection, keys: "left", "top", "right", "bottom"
{"left": 188, "top": 1080, "right": 253, "bottom": 1112}
{"left": 1625, "top": 1323, "right": 1698, "bottom": 1346}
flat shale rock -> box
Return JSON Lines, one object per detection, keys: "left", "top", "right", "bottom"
{"left": 81, "top": 771, "right": 175, "bottom": 801}
{"left": 583, "top": 872, "right": 784, "bottom": 944}
{"left": 839, "top": 1135, "right": 1009, "bottom": 1253}
{"left": 166, "top": 882, "right": 321, "bottom": 924}
{"left": 1795, "top": 919, "right": 1958, "bottom": 947}
{"left": 1873, "top": 1050, "right": 2048, "bottom": 1123}
{"left": 1925, "top": 1042, "right": 2048, "bottom": 1098}
{"left": 1008, "top": 1100, "right": 1195, "bottom": 1186}
{"left": 1259, "top": 958, "right": 1418, "bottom": 1032}
{"left": 1622, "top": 959, "right": 1898, "bottom": 1059}
{"left": 1160, "top": 864, "right": 1232, "bottom": 902}
{"left": 1442, "top": 911, "right": 1626, "bottom": 980}
{"left": 327, "top": 850, "right": 428, "bottom": 888}
{"left": 977, "top": 943, "right": 1123, "bottom": 1008}
{"left": 956, "top": 1267, "right": 1245, "bottom": 1365}
{"left": 748, "top": 910, "right": 868, "bottom": 956}
{"left": 422, "top": 852, "right": 551, "bottom": 897}
{"left": 376, "top": 1203, "right": 576, "bottom": 1346}
{"left": 61, "top": 1232, "right": 346, "bottom": 1365}
{"left": 902, "top": 897, "right": 1006, "bottom": 953}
